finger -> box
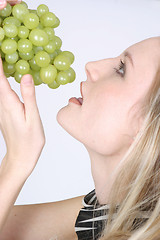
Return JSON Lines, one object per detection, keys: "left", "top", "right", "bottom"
{"left": 20, "top": 74, "right": 39, "bottom": 123}
{"left": 0, "top": 56, "right": 13, "bottom": 93}
{"left": 0, "top": 0, "right": 7, "bottom": 10}
{"left": 7, "top": 0, "right": 21, "bottom": 6}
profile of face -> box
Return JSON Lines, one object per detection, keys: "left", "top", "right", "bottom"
{"left": 57, "top": 37, "right": 160, "bottom": 158}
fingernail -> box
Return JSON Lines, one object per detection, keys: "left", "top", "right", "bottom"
{"left": 22, "top": 76, "right": 32, "bottom": 85}
{"left": 8, "top": 0, "right": 21, "bottom": 6}
{"left": 0, "top": 0, "right": 6, "bottom": 6}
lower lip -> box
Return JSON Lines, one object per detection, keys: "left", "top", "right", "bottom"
{"left": 69, "top": 97, "right": 82, "bottom": 105}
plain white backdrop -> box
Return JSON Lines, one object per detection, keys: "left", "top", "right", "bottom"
{"left": 0, "top": 0, "right": 160, "bottom": 205}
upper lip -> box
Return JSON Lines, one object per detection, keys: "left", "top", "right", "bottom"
{"left": 80, "top": 82, "right": 84, "bottom": 99}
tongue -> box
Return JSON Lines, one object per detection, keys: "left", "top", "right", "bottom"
{"left": 78, "top": 97, "right": 83, "bottom": 104}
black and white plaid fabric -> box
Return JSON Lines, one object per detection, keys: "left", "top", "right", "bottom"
{"left": 75, "top": 189, "right": 152, "bottom": 240}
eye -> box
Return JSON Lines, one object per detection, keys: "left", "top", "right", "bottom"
{"left": 114, "top": 59, "right": 126, "bottom": 78}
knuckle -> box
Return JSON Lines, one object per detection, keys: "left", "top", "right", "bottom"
{"left": 42, "top": 137, "right": 46, "bottom": 146}
{"left": 26, "top": 124, "right": 46, "bottom": 146}
{"left": 1, "top": 95, "right": 13, "bottom": 111}
{"left": 0, "top": 81, "right": 6, "bottom": 92}
{"left": 37, "top": 134, "right": 46, "bottom": 147}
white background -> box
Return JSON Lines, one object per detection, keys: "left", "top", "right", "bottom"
{"left": 0, "top": 0, "right": 160, "bottom": 205}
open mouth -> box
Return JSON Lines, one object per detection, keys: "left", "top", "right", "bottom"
{"left": 78, "top": 97, "right": 83, "bottom": 105}
{"left": 69, "top": 97, "right": 83, "bottom": 105}
{"left": 69, "top": 82, "right": 84, "bottom": 105}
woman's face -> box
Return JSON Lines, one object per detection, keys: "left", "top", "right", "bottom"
{"left": 57, "top": 37, "right": 160, "bottom": 156}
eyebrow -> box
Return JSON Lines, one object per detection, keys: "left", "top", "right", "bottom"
{"left": 124, "top": 51, "right": 134, "bottom": 68}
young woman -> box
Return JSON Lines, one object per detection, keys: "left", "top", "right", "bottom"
{"left": 0, "top": 1, "right": 160, "bottom": 240}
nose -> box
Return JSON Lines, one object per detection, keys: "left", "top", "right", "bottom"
{"left": 85, "top": 59, "right": 112, "bottom": 82}
{"left": 85, "top": 61, "right": 99, "bottom": 82}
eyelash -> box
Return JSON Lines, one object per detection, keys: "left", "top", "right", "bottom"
{"left": 114, "top": 59, "right": 126, "bottom": 77}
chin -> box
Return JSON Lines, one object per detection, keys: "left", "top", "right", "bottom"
{"left": 56, "top": 106, "right": 67, "bottom": 128}
{"left": 56, "top": 105, "right": 84, "bottom": 144}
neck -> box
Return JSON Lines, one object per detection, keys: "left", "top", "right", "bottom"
{"left": 86, "top": 146, "right": 128, "bottom": 205}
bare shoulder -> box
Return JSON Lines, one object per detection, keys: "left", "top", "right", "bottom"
{"left": 0, "top": 194, "right": 85, "bottom": 240}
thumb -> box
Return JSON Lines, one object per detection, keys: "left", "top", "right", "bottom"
{"left": 20, "top": 74, "right": 38, "bottom": 123}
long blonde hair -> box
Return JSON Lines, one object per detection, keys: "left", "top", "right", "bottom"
{"left": 99, "top": 57, "right": 160, "bottom": 240}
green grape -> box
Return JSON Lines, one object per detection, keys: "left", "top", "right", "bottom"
{"left": 15, "top": 59, "right": 30, "bottom": 74}
{"left": 18, "top": 26, "right": 29, "bottom": 39}
{"left": 44, "top": 40, "right": 56, "bottom": 54}
{"left": 14, "top": 71, "right": 24, "bottom": 83}
{"left": 3, "top": 36, "right": 19, "bottom": 42}
{"left": 24, "top": 13, "right": 39, "bottom": 29}
{"left": 0, "top": 27, "right": 5, "bottom": 41}
{"left": 52, "top": 17, "right": 60, "bottom": 28}
{"left": 55, "top": 71, "right": 70, "bottom": 85}
{"left": 31, "top": 71, "right": 43, "bottom": 85}
{"left": 5, "top": 72, "right": 11, "bottom": 78}
{"left": 21, "top": 1, "right": 28, "bottom": 8}
{"left": 18, "top": 39, "right": 32, "bottom": 53}
{"left": 54, "top": 55, "right": 71, "bottom": 71}
{"left": 3, "top": 61, "right": 16, "bottom": 74}
{"left": 29, "top": 57, "right": 40, "bottom": 71}
{"left": 10, "top": 72, "right": 15, "bottom": 77}
{"left": 29, "top": 9, "right": 37, "bottom": 14}
{"left": 33, "top": 46, "right": 44, "bottom": 54}
{"left": 53, "top": 36, "right": 62, "bottom": 50}
{"left": 48, "top": 80, "right": 60, "bottom": 89}
{"left": 37, "top": 23, "right": 43, "bottom": 29}
{"left": 0, "top": 3, "right": 12, "bottom": 17}
{"left": 40, "top": 64, "right": 57, "bottom": 84}
{"left": 19, "top": 50, "right": 34, "bottom": 61}
{"left": 1, "top": 39, "right": 17, "bottom": 54}
{"left": 10, "top": 36, "right": 19, "bottom": 41}
{"left": 49, "top": 51, "right": 58, "bottom": 62}
{"left": 37, "top": 4, "right": 49, "bottom": 17}
{"left": 64, "top": 67, "right": 76, "bottom": 83}
{"left": 12, "top": 4, "right": 29, "bottom": 22}
{"left": 5, "top": 51, "right": 19, "bottom": 64}
{"left": 35, "top": 50, "right": 50, "bottom": 67}
{"left": 43, "top": 27, "right": 55, "bottom": 40}
{"left": 29, "top": 29, "right": 49, "bottom": 46}
{"left": 40, "top": 12, "right": 56, "bottom": 27}
{"left": 0, "top": 49, "right": 5, "bottom": 59}
{"left": 0, "top": 17, "right": 3, "bottom": 26}
{"left": 0, "top": 2, "right": 76, "bottom": 89}
{"left": 3, "top": 24, "right": 18, "bottom": 38}
{"left": 3, "top": 16, "right": 21, "bottom": 27}
{"left": 60, "top": 51, "right": 75, "bottom": 64}
{"left": 56, "top": 49, "right": 62, "bottom": 55}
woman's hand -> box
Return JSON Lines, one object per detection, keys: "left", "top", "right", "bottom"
{"left": 0, "top": 56, "right": 46, "bottom": 174}
{"left": 0, "top": 0, "right": 21, "bottom": 10}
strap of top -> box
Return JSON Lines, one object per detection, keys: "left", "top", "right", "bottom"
{"left": 75, "top": 189, "right": 152, "bottom": 240}
{"left": 75, "top": 189, "right": 108, "bottom": 240}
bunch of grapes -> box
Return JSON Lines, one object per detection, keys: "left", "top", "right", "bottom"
{"left": 0, "top": 1, "right": 76, "bottom": 89}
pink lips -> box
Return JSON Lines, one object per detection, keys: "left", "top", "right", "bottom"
{"left": 78, "top": 97, "right": 83, "bottom": 104}
{"left": 69, "top": 82, "right": 84, "bottom": 106}
{"left": 80, "top": 82, "right": 83, "bottom": 99}
{"left": 69, "top": 97, "right": 83, "bottom": 105}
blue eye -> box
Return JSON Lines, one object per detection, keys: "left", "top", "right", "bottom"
{"left": 114, "top": 59, "right": 126, "bottom": 77}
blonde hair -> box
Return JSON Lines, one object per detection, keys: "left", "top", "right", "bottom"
{"left": 98, "top": 57, "right": 160, "bottom": 240}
